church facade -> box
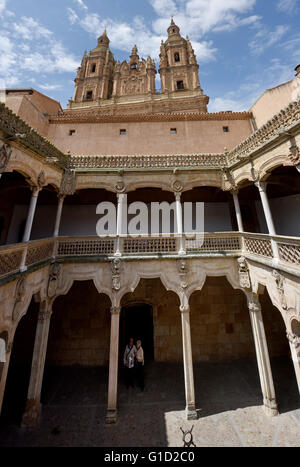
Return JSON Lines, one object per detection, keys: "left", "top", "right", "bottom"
{"left": 0, "top": 20, "right": 300, "bottom": 428}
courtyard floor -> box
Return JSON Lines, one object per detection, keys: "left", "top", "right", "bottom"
{"left": 0, "top": 357, "right": 300, "bottom": 447}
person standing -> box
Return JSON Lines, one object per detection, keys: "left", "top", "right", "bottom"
{"left": 135, "top": 340, "right": 145, "bottom": 392}
{"left": 123, "top": 337, "right": 136, "bottom": 389}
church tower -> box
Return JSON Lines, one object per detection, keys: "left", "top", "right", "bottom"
{"left": 159, "top": 19, "right": 207, "bottom": 111}
{"left": 73, "top": 30, "right": 115, "bottom": 104}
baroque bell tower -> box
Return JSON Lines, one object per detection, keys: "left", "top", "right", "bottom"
{"left": 73, "top": 29, "right": 115, "bottom": 104}
{"left": 159, "top": 19, "right": 208, "bottom": 111}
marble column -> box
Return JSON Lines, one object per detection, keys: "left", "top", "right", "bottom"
{"left": 232, "top": 190, "right": 244, "bottom": 232}
{"left": 53, "top": 195, "right": 65, "bottom": 237}
{"left": 21, "top": 300, "right": 52, "bottom": 428}
{"left": 180, "top": 305, "right": 197, "bottom": 420}
{"left": 248, "top": 295, "right": 278, "bottom": 416}
{"left": 115, "top": 194, "right": 126, "bottom": 256}
{"left": 287, "top": 331, "right": 300, "bottom": 395}
{"left": 255, "top": 181, "right": 279, "bottom": 260}
{"left": 175, "top": 192, "right": 186, "bottom": 255}
{"left": 106, "top": 306, "right": 121, "bottom": 424}
{"left": 22, "top": 186, "right": 41, "bottom": 243}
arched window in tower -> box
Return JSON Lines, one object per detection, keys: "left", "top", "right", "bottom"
{"left": 174, "top": 52, "right": 180, "bottom": 62}
{"left": 130, "top": 63, "right": 138, "bottom": 70}
{"left": 86, "top": 90, "right": 93, "bottom": 100}
{"left": 177, "top": 80, "right": 184, "bottom": 90}
{"left": 91, "top": 64, "right": 96, "bottom": 73}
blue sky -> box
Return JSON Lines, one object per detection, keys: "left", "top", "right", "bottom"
{"left": 0, "top": 0, "right": 299, "bottom": 111}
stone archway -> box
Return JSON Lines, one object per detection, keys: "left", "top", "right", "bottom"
{"left": 120, "top": 303, "right": 154, "bottom": 362}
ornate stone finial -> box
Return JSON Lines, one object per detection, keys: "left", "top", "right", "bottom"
{"left": 132, "top": 44, "right": 138, "bottom": 56}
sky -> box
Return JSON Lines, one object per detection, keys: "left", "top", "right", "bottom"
{"left": 0, "top": 0, "right": 299, "bottom": 111}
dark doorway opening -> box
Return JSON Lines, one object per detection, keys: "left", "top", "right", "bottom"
{"left": 1, "top": 299, "right": 38, "bottom": 425}
{"left": 120, "top": 304, "right": 154, "bottom": 362}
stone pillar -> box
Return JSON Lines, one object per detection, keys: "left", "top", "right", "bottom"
{"left": 21, "top": 300, "right": 52, "bottom": 427}
{"left": 53, "top": 195, "right": 65, "bottom": 237}
{"left": 22, "top": 187, "right": 41, "bottom": 243}
{"left": 175, "top": 192, "right": 186, "bottom": 255}
{"left": 0, "top": 341, "right": 11, "bottom": 415}
{"left": 248, "top": 296, "right": 278, "bottom": 416}
{"left": 287, "top": 331, "right": 300, "bottom": 395}
{"left": 255, "top": 182, "right": 279, "bottom": 259}
{"left": 180, "top": 305, "right": 197, "bottom": 420}
{"left": 106, "top": 306, "right": 121, "bottom": 424}
{"left": 115, "top": 194, "right": 126, "bottom": 256}
{"left": 232, "top": 190, "right": 244, "bottom": 232}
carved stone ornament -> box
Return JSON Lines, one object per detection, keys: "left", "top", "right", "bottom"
{"left": 288, "top": 140, "right": 300, "bottom": 165}
{"left": 12, "top": 277, "right": 27, "bottom": 321}
{"left": 111, "top": 258, "right": 122, "bottom": 291}
{"left": 248, "top": 300, "right": 261, "bottom": 313}
{"left": 37, "top": 170, "right": 46, "bottom": 188}
{"left": 237, "top": 256, "right": 251, "bottom": 289}
{"left": 172, "top": 180, "right": 183, "bottom": 193}
{"left": 272, "top": 269, "right": 287, "bottom": 310}
{"left": 0, "top": 143, "right": 12, "bottom": 173}
{"left": 286, "top": 331, "right": 300, "bottom": 349}
{"left": 59, "top": 169, "right": 76, "bottom": 196}
{"left": 48, "top": 263, "right": 61, "bottom": 298}
{"left": 115, "top": 180, "right": 126, "bottom": 193}
{"left": 222, "top": 168, "right": 236, "bottom": 191}
{"left": 178, "top": 259, "right": 189, "bottom": 290}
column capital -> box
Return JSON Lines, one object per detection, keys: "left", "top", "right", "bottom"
{"left": 248, "top": 299, "right": 261, "bottom": 313}
{"left": 110, "top": 306, "right": 121, "bottom": 315}
{"left": 254, "top": 180, "right": 267, "bottom": 192}
{"left": 38, "top": 301, "right": 52, "bottom": 322}
{"left": 287, "top": 331, "right": 300, "bottom": 348}
{"left": 31, "top": 186, "right": 42, "bottom": 196}
{"left": 175, "top": 192, "right": 182, "bottom": 201}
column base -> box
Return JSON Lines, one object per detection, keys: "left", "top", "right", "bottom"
{"left": 21, "top": 399, "right": 41, "bottom": 428}
{"left": 186, "top": 406, "right": 198, "bottom": 421}
{"left": 263, "top": 398, "right": 279, "bottom": 417}
{"left": 106, "top": 408, "right": 118, "bottom": 424}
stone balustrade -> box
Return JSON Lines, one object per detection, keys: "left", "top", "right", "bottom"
{"left": 1, "top": 232, "right": 300, "bottom": 282}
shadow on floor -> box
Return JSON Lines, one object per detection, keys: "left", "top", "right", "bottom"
{"left": 0, "top": 358, "right": 299, "bottom": 446}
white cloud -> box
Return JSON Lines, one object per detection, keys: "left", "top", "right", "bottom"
{"left": 12, "top": 16, "right": 52, "bottom": 40}
{"left": 39, "top": 83, "right": 63, "bottom": 91}
{"left": 0, "top": 0, "right": 6, "bottom": 16}
{"left": 277, "top": 0, "right": 298, "bottom": 14}
{"left": 74, "top": 0, "right": 88, "bottom": 10}
{"left": 249, "top": 25, "right": 289, "bottom": 55}
{"left": 67, "top": 7, "right": 79, "bottom": 25}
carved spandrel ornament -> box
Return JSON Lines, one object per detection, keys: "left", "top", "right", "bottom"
{"left": 288, "top": 139, "right": 300, "bottom": 166}
{"left": 48, "top": 263, "right": 61, "bottom": 298}
{"left": 0, "top": 143, "right": 12, "bottom": 173}
{"left": 115, "top": 180, "right": 126, "bottom": 193}
{"left": 37, "top": 170, "right": 46, "bottom": 188}
{"left": 237, "top": 257, "right": 251, "bottom": 290}
{"left": 12, "top": 277, "right": 27, "bottom": 321}
{"left": 178, "top": 259, "right": 189, "bottom": 290}
{"left": 111, "top": 258, "right": 122, "bottom": 291}
{"left": 172, "top": 180, "right": 183, "bottom": 193}
{"left": 287, "top": 331, "right": 300, "bottom": 349}
{"left": 59, "top": 169, "right": 76, "bottom": 196}
{"left": 272, "top": 269, "right": 287, "bottom": 310}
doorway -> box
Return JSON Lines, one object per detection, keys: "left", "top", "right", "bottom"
{"left": 120, "top": 304, "right": 154, "bottom": 362}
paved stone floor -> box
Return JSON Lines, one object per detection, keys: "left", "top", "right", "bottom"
{"left": 0, "top": 357, "right": 299, "bottom": 447}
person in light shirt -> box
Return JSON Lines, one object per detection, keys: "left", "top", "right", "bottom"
{"left": 123, "top": 337, "right": 136, "bottom": 389}
{"left": 135, "top": 340, "right": 144, "bottom": 392}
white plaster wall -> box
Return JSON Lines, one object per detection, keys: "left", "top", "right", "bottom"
{"left": 256, "top": 194, "right": 300, "bottom": 237}
{"left": 6, "top": 202, "right": 233, "bottom": 243}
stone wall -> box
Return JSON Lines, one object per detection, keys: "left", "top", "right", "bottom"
{"left": 44, "top": 277, "right": 289, "bottom": 367}
{"left": 46, "top": 281, "right": 111, "bottom": 367}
